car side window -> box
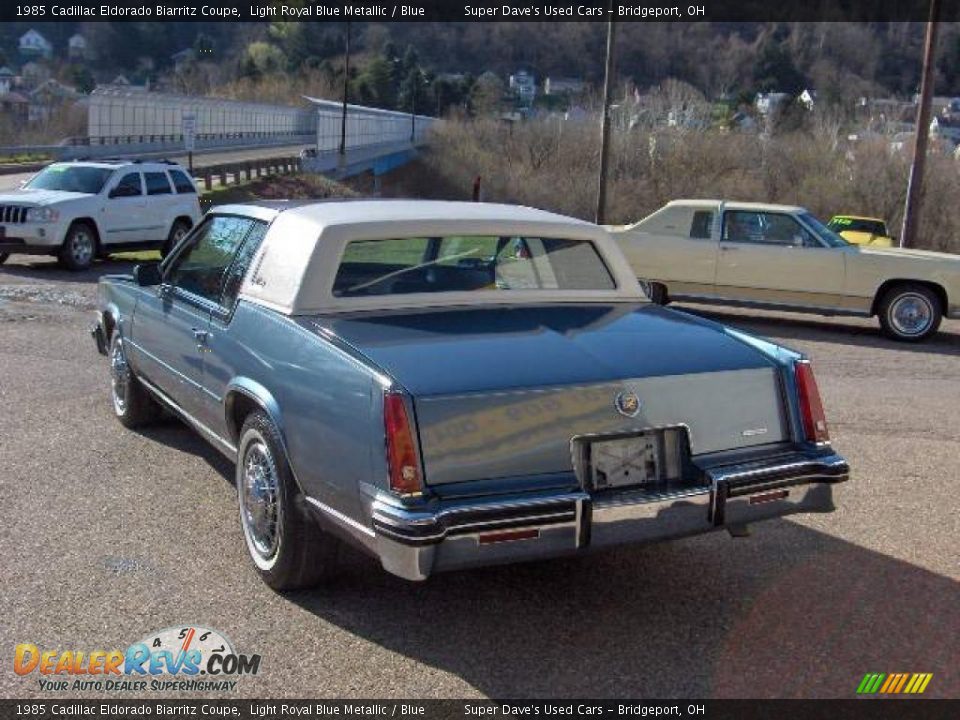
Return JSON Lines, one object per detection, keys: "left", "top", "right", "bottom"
{"left": 724, "top": 211, "right": 817, "bottom": 247}
{"left": 145, "top": 171, "right": 172, "bottom": 195}
{"left": 689, "top": 211, "right": 713, "bottom": 239}
{"left": 165, "top": 216, "right": 256, "bottom": 303}
{"left": 168, "top": 169, "right": 196, "bottom": 194}
{"left": 112, "top": 172, "right": 142, "bottom": 197}
{"left": 221, "top": 221, "right": 268, "bottom": 310}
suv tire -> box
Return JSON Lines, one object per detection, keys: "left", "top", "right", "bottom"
{"left": 162, "top": 219, "right": 191, "bottom": 258}
{"left": 58, "top": 222, "right": 97, "bottom": 271}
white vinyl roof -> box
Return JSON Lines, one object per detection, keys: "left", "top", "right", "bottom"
{"left": 233, "top": 200, "right": 644, "bottom": 315}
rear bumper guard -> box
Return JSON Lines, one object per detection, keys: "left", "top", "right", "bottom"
{"left": 371, "top": 449, "right": 849, "bottom": 581}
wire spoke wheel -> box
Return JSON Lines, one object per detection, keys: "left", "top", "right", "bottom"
{"left": 240, "top": 439, "right": 282, "bottom": 563}
{"left": 889, "top": 293, "right": 933, "bottom": 337}
{"left": 110, "top": 338, "right": 130, "bottom": 415}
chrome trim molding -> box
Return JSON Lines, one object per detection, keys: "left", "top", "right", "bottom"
{"left": 137, "top": 375, "right": 237, "bottom": 456}
{"left": 305, "top": 496, "right": 376, "bottom": 539}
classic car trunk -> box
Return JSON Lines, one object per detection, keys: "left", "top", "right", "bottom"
{"left": 308, "top": 304, "right": 789, "bottom": 486}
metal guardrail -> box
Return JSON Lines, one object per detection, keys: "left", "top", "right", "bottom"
{"left": 194, "top": 155, "right": 302, "bottom": 193}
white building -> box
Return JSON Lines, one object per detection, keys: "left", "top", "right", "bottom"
{"left": 68, "top": 34, "right": 89, "bottom": 60}
{"left": 509, "top": 71, "right": 536, "bottom": 107}
{"left": 19, "top": 29, "right": 53, "bottom": 59}
{"left": 0, "top": 67, "right": 15, "bottom": 95}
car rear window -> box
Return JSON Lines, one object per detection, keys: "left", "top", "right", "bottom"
{"left": 333, "top": 235, "right": 616, "bottom": 297}
{"left": 168, "top": 169, "right": 196, "bottom": 194}
{"left": 144, "top": 172, "right": 172, "bottom": 195}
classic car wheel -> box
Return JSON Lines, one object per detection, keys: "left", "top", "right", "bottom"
{"left": 162, "top": 219, "right": 191, "bottom": 258}
{"left": 108, "top": 333, "right": 161, "bottom": 428}
{"left": 237, "top": 411, "right": 337, "bottom": 590}
{"left": 639, "top": 280, "right": 669, "bottom": 305}
{"left": 878, "top": 284, "right": 942, "bottom": 342}
{"left": 58, "top": 222, "right": 97, "bottom": 271}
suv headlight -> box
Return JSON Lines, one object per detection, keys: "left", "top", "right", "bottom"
{"left": 26, "top": 207, "right": 60, "bottom": 223}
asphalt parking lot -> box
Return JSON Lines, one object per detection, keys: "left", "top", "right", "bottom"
{"left": 1, "top": 255, "right": 957, "bottom": 700}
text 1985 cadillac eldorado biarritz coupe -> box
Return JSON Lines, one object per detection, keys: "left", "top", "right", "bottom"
{"left": 91, "top": 200, "right": 849, "bottom": 589}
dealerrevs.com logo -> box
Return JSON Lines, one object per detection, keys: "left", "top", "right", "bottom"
{"left": 14, "top": 625, "right": 261, "bottom": 693}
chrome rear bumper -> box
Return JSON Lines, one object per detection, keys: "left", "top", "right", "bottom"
{"left": 371, "top": 448, "right": 849, "bottom": 581}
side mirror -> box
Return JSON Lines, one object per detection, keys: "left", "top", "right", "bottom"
{"left": 133, "top": 262, "right": 162, "bottom": 287}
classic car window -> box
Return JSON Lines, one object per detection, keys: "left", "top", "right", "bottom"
{"left": 166, "top": 216, "right": 257, "bottom": 303}
{"left": 333, "top": 236, "right": 615, "bottom": 296}
{"left": 828, "top": 217, "right": 885, "bottom": 236}
{"left": 689, "top": 211, "right": 713, "bottom": 239}
{"left": 145, "top": 172, "right": 172, "bottom": 195}
{"left": 802, "top": 213, "right": 850, "bottom": 248}
{"left": 723, "top": 211, "right": 818, "bottom": 247}
{"left": 221, "top": 221, "right": 269, "bottom": 310}
{"left": 168, "top": 169, "right": 197, "bottom": 194}
{"left": 111, "top": 172, "right": 142, "bottom": 197}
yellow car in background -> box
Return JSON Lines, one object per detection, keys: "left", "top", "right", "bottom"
{"left": 827, "top": 215, "right": 895, "bottom": 247}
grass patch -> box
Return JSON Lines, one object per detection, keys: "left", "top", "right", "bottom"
{"left": 109, "top": 250, "right": 161, "bottom": 262}
{"left": 0, "top": 153, "right": 52, "bottom": 165}
{"left": 200, "top": 173, "right": 359, "bottom": 209}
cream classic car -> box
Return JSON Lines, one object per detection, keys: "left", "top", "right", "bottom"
{"left": 610, "top": 200, "right": 960, "bottom": 341}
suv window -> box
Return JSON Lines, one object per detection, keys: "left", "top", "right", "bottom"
{"left": 145, "top": 171, "right": 172, "bottom": 195}
{"left": 111, "top": 172, "right": 142, "bottom": 197}
{"left": 168, "top": 169, "right": 196, "bottom": 194}
{"left": 689, "top": 211, "right": 713, "bottom": 239}
{"left": 166, "top": 216, "right": 256, "bottom": 303}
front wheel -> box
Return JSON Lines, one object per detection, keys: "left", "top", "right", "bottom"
{"left": 58, "top": 222, "right": 97, "bottom": 271}
{"left": 237, "top": 411, "right": 338, "bottom": 590}
{"left": 877, "top": 284, "right": 942, "bottom": 342}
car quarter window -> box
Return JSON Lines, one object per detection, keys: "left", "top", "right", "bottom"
{"left": 168, "top": 169, "right": 196, "bottom": 194}
{"left": 145, "top": 171, "right": 172, "bottom": 195}
{"left": 689, "top": 210, "right": 714, "bottom": 239}
{"left": 332, "top": 235, "right": 615, "bottom": 296}
{"left": 723, "top": 211, "right": 818, "bottom": 247}
{"left": 165, "top": 216, "right": 257, "bottom": 304}
{"left": 221, "top": 221, "right": 269, "bottom": 310}
{"left": 112, "top": 172, "right": 142, "bottom": 197}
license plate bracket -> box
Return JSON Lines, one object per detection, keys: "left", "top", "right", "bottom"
{"left": 573, "top": 426, "right": 690, "bottom": 492}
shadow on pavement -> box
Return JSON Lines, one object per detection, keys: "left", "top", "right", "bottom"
{"left": 137, "top": 393, "right": 959, "bottom": 700}
{"left": 0, "top": 256, "right": 142, "bottom": 285}
{"left": 679, "top": 305, "right": 960, "bottom": 357}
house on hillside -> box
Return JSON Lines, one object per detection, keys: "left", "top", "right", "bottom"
{"left": 545, "top": 77, "right": 585, "bottom": 97}
{"left": 68, "top": 33, "right": 89, "bottom": 61}
{"left": 19, "top": 30, "right": 53, "bottom": 60}
{"left": 28, "top": 79, "right": 80, "bottom": 124}
{"left": 0, "top": 67, "right": 15, "bottom": 95}
{"left": 799, "top": 88, "right": 816, "bottom": 110}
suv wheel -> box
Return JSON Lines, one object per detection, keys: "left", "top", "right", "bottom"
{"left": 58, "top": 222, "right": 97, "bottom": 271}
{"left": 877, "top": 284, "right": 942, "bottom": 342}
{"left": 162, "top": 219, "right": 191, "bottom": 258}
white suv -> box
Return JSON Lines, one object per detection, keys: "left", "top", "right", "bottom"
{"left": 0, "top": 159, "right": 202, "bottom": 270}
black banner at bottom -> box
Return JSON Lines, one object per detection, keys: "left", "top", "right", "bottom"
{"left": 0, "top": 700, "right": 958, "bottom": 720}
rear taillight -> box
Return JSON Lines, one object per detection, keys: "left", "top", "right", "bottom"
{"left": 384, "top": 392, "right": 422, "bottom": 496}
{"left": 795, "top": 361, "right": 830, "bottom": 444}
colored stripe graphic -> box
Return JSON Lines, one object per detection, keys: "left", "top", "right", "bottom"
{"left": 857, "top": 672, "right": 932, "bottom": 694}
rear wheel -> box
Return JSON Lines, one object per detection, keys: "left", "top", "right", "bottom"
{"left": 109, "top": 332, "right": 161, "bottom": 428}
{"left": 162, "top": 219, "right": 191, "bottom": 258}
{"left": 58, "top": 222, "right": 97, "bottom": 271}
{"left": 639, "top": 280, "right": 669, "bottom": 305}
{"left": 877, "top": 284, "right": 942, "bottom": 342}
{"left": 237, "top": 411, "right": 338, "bottom": 590}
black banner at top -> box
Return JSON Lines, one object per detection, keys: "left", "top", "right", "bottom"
{"left": 2, "top": 0, "right": 960, "bottom": 23}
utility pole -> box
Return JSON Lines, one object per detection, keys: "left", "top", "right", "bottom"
{"left": 901, "top": 0, "right": 941, "bottom": 248}
{"left": 595, "top": 12, "right": 617, "bottom": 225}
{"left": 339, "top": 21, "right": 351, "bottom": 160}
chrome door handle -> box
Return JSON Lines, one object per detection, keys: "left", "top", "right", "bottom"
{"left": 720, "top": 245, "right": 738, "bottom": 252}
{"left": 192, "top": 328, "right": 210, "bottom": 345}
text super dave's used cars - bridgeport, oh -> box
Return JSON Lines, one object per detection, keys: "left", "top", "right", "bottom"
{"left": 91, "top": 200, "right": 849, "bottom": 589}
